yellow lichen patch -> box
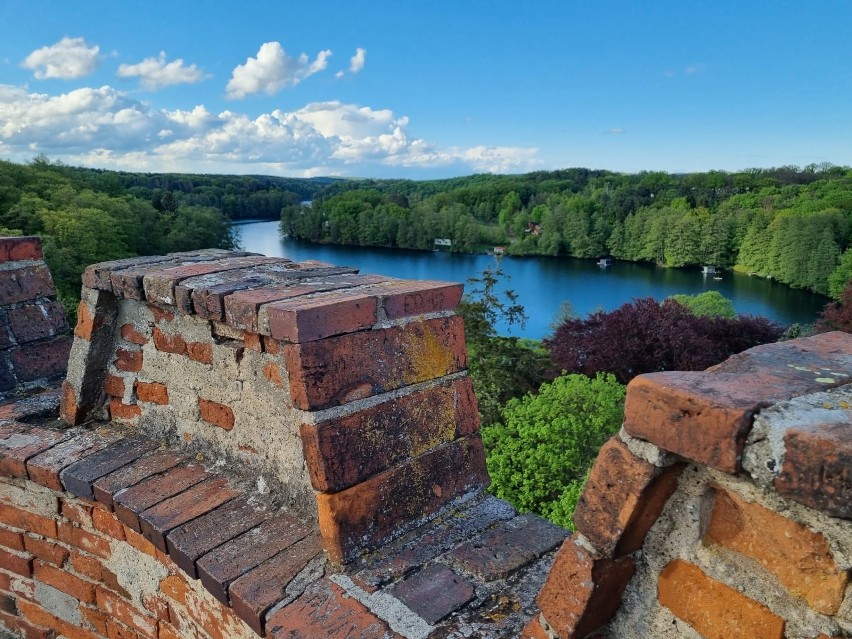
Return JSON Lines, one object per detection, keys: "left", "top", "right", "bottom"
{"left": 401, "top": 322, "right": 455, "bottom": 386}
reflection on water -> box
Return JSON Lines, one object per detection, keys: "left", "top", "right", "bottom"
{"left": 237, "top": 221, "right": 828, "bottom": 339}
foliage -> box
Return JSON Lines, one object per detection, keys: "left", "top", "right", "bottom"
{"left": 828, "top": 248, "right": 852, "bottom": 299}
{"left": 545, "top": 298, "right": 783, "bottom": 384}
{"left": 482, "top": 373, "right": 625, "bottom": 528}
{"left": 456, "top": 268, "right": 548, "bottom": 426}
{"left": 668, "top": 290, "right": 736, "bottom": 318}
{"left": 814, "top": 282, "right": 852, "bottom": 333}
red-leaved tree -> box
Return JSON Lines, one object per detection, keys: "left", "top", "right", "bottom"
{"left": 814, "top": 282, "right": 852, "bottom": 334}
{"left": 544, "top": 298, "right": 783, "bottom": 384}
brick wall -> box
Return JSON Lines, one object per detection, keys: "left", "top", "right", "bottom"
{"left": 0, "top": 237, "right": 71, "bottom": 398}
{"left": 527, "top": 333, "right": 852, "bottom": 639}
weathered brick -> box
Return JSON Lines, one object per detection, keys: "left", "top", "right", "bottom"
{"left": 266, "top": 579, "right": 399, "bottom": 639}
{"left": 17, "top": 597, "right": 101, "bottom": 639}
{"left": 114, "top": 348, "right": 143, "bottom": 372}
{"left": 96, "top": 586, "right": 158, "bottom": 639}
{"left": 83, "top": 254, "right": 177, "bottom": 291}
{"left": 624, "top": 332, "right": 852, "bottom": 473}
{"left": 92, "top": 450, "right": 185, "bottom": 509}
{"left": 705, "top": 487, "right": 848, "bottom": 614}
{"left": 286, "top": 316, "right": 467, "bottom": 410}
{"left": 301, "top": 379, "right": 477, "bottom": 492}
{"left": 7, "top": 301, "right": 68, "bottom": 343}
{"left": 92, "top": 507, "right": 126, "bottom": 541}
{"left": 113, "top": 463, "right": 209, "bottom": 532}
{"left": 379, "top": 280, "right": 464, "bottom": 319}
{"left": 151, "top": 328, "right": 186, "bottom": 355}
{"left": 120, "top": 323, "right": 148, "bottom": 345}
{"left": 148, "top": 304, "right": 174, "bottom": 323}
{"left": 0, "top": 237, "right": 43, "bottom": 263}
{"left": 316, "top": 435, "right": 489, "bottom": 563}
{"left": 135, "top": 381, "right": 169, "bottom": 405}
{"left": 521, "top": 615, "right": 550, "bottom": 639}
{"left": 197, "top": 513, "right": 311, "bottom": 604}
{"left": 0, "top": 263, "right": 56, "bottom": 305}
{"left": 34, "top": 559, "right": 96, "bottom": 603}
{"left": 0, "top": 528, "right": 24, "bottom": 551}
{"left": 138, "top": 477, "right": 240, "bottom": 552}
{"left": 446, "top": 514, "right": 567, "bottom": 581}
{"left": 109, "top": 400, "right": 141, "bottom": 422}
{"left": 27, "top": 430, "right": 121, "bottom": 491}
{"left": 536, "top": 540, "right": 635, "bottom": 638}
{"left": 9, "top": 337, "right": 71, "bottom": 381}
{"left": 57, "top": 522, "right": 111, "bottom": 558}
{"left": 165, "top": 497, "right": 269, "bottom": 578}
{"left": 24, "top": 536, "right": 68, "bottom": 567}
{"left": 0, "top": 607, "right": 53, "bottom": 639}
{"left": 61, "top": 498, "right": 93, "bottom": 527}
{"left": 0, "top": 505, "right": 56, "bottom": 538}
{"left": 229, "top": 534, "right": 323, "bottom": 635}
{"left": 658, "top": 559, "right": 785, "bottom": 639}
{"left": 391, "top": 563, "right": 474, "bottom": 625}
{"left": 573, "top": 437, "right": 684, "bottom": 557}
{"left": 0, "top": 547, "right": 33, "bottom": 576}
{"left": 266, "top": 289, "right": 378, "bottom": 343}
{"left": 774, "top": 418, "right": 851, "bottom": 519}
{"left": 262, "top": 362, "right": 283, "bottom": 387}
{"left": 0, "top": 425, "right": 69, "bottom": 479}
{"left": 186, "top": 341, "right": 212, "bottom": 364}
{"left": 103, "top": 373, "right": 126, "bottom": 398}
{"left": 61, "top": 436, "right": 159, "bottom": 500}
{"left": 198, "top": 399, "right": 234, "bottom": 430}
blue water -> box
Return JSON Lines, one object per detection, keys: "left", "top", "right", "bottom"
{"left": 236, "top": 221, "right": 829, "bottom": 339}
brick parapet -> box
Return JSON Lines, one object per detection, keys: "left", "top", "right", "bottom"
{"left": 534, "top": 334, "right": 852, "bottom": 638}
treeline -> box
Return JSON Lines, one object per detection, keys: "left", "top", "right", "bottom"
{"left": 284, "top": 164, "right": 852, "bottom": 296}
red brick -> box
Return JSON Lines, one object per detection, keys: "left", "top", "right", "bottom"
{"left": 573, "top": 438, "right": 684, "bottom": 557}
{"left": 0, "top": 548, "right": 33, "bottom": 576}
{"left": 536, "top": 540, "right": 635, "bottom": 638}
{"left": 266, "top": 579, "right": 399, "bottom": 639}
{"left": 390, "top": 563, "right": 474, "bottom": 625}
{"left": 57, "top": 522, "right": 111, "bottom": 559}
{"left": 135, "top": 381, "right": 168, "bottom": 405}
{"left": 286, "top": 315, "right": 467, "bottom": 410}
{"left": 27, "top": 430, "right": 121, "bottom": 491}
{"left": 0, "top": 263, "right": 55, "bottom": 305}
{"left": 148, "top": 304, "right": 174, "bottom": 323}
{"left": 262, "top": 362, "right": 283, "bottom": 387}
{"left": 0, "top": 528, "right": 24, "bottom": 551}
{"left": 103, "top": 374, "right": 126, "bottom": 398}
{"left": 157, "top": 621, "right": 181, "bottom": 639}
{"left": 96, "top": 586, "right": 158, "bottom": 639}
{"left": 302, "top": 379, "right": 481, "bottom": 492}
{"left": 120, "top": 324, "right": 148, "bottom": 345}
{"left": 774, "top": 418, "right": 851, "bottom": 519}
{"left": 9, "top": 337, "right": 71, "bottom": 381}
{"left": 74, "top": 302, "right": 97, "bottom": 340}
{"left": 69, "top": 549, "right": 103, "bottom": 581}
{"left": 138, "top": 477, "right": 240, "bottom": 552}
{"left": 624, "top": 332, "right": 852, "bottom": 473}
{"left": 113, "top": 464, "right": 209, "bottom": 533}
{"left": 106, "top": 618, "right": 142, "bottom": 639}
{"left": 17, "top": 598, "right": 101, "bottom": 639}
{"left": 92, "top": 450, "right": 186, "bottom": 509}
{"left": 0, "top": 608, "right": 52, "bottom": 639}
{"left": 243, "top": 331, "right": 262, "bottom": 352}
{"left": 263, "top": 336, "right": 282, "bottom": 354}
{"left": 266, "top": 289, "right": 377, "bottom": 343}
{"left": 705, "top": 487, "right": 847, "bottom": 614}
{"left": 198, "top": 399, "right": 234, "bottom": 430}
{"left": 34, "top": 559, "right": 96, "bottom": 603}
{"left": 229, "top": 534, "right": 323, "bottom": 635}
{"left": 380, "top": 280, "right": 463, "bottom": 319}
{"left": 317, "top": 435, "right": 489, "bottom": 563}
{"left": 109, "top": 399, "right": 141, "bottom": 422}
{"left": 0, "top": 425, "right": 69, "bottom": 479}
{"left": 114, "top": 348, "right": 143, "bottom": 372}
{"left": 0, "top": 505, "right": 56, "bottom": 538}
{"left": 152, "top": 328, "right": 185, "bottom": 355}
{"left": 0, "top": 236, "right": 43, "bottom": 263}
{"left": 186, "top": 341, "right": 212, "bottom": 364}
{"left": 61, "top": 498, "right": 94, "bottom": 527}
{"left": 24, "top": 536, "right": 68, "bottom": 567}
{"left": 82, "top": 254, "right": 174, "bottom": 291}
{"left": 658, "top": 559, "right": 784, "bottom": 639}
{"left": 521, "top": 615, "right": 550, "bottom": 639}
{"left": 60, "top": 380, "right": 82, "bottom": 425}
{"left": 92, "top": 508, "right": 126, "bottom": 541}
{"left": 7, "top": 301, "right": 68, "bottom": 343}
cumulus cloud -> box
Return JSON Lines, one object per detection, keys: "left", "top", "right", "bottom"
{"left": 22, "top": 37, "right": 100, "bottom": 79}
{"left": 0, "top": 84, "right": 540, "bottom": 176}
{"left": 225, "top": 42, "right": 331, "bottom": 99}
{"left": 117, "top": 52, "right": 207, "bottom": 90}
{"left": 349, "top": 48, "right": 366, "bottom": 74}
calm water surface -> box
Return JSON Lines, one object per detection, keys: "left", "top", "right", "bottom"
{"left": 237, "top": 221, "right": 828, "bottom": 339}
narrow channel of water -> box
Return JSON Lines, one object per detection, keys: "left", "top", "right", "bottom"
{"left": 236, "top": 221, "right": 829, "bottom": 339}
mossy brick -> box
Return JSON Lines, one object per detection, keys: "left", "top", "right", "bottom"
{"left": 9, "top": 337, "right": 71, "bottom": 381}
{"left": 7, "top": 301, "right": 68, "bottom": 343}
{"left": 27, "top": 430, "right": 123, "bottom": 491}
{"left": 446, "top": 513, "right": 567, "bottom": 581}
{"left": 137, "top": 476, "right": 241, "bottom": 551}
{"left": 572, "top": 437, "right": 684, "bottom": 557}
{"left": 0, "top": 236, "right": 43, "bottom": 263}
{"left": 60, "top": 436, "right": 159, "bottom": 500}
{"left": 624, "top": 332, "right": 852, "bottom": 473}
{"left": 266, "top": 289, "right": 378, "bottom": 343}
{"left": 536, "top": 540, "right": 635, "bottom": 638}
{"left": 165, "top": 496, "right": 269, "bottom": 578}
{"left": 390, "top": 563, "right": 475, "bottom": 625}
{"left": 317, "top": 435, "right": 489, "bottom": 563}
{"left": 229, "top": 533, "right": 323, "bottom": 635}
{"left": 658, "top": 559, "right": 785, "bottom": 639}
{"left": 705, "top": 487, "right": 848, "bottom": 615}
{"left": 113, "top": 463, "right": 209, "bottom": 532}
{"left": 196, "top": 513, "right": 312, "bottom": 604}
{"left": 0, "top": 263, "right": 56, "bottom": 305}
{"left": 301, "top": 378, "right": 479, "bottom": 492}
{"left": 0, "top": 425, "right": 69, "bottom": 479}
{"left": 285, "top": 315, "right": 467, "bottom": 410}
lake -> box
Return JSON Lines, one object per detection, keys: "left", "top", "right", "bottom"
{"left": 236, "top": 220, "right": 829, "bottom": 339}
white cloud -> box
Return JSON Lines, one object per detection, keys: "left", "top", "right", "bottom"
{"left": 0, "top": 84, "right": 540, "bottom": 177}
{"left": 117, "top": 52, "right": 207, "bottom": 90}
{"left": 606, "top": 128, "right": 626, "bottom": 135}
{"left": 684, "top": 64, "right": 705, "bottom": 75}
{"left": 225, "top": 42, "right": 331, "bottom": 99}
{"left": 22, "top": 37, "right": 100, "bottom": 79}
{"left": 349, "top": 48, "right": 366, "bottom": 74}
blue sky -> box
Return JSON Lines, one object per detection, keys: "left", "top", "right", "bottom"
{"left": 1, "top": 1, "right": 849, "bottom": 179}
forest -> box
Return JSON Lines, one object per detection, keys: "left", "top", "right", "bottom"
{"left": 283, "top": 163, "right": 852, "bottom": 297}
